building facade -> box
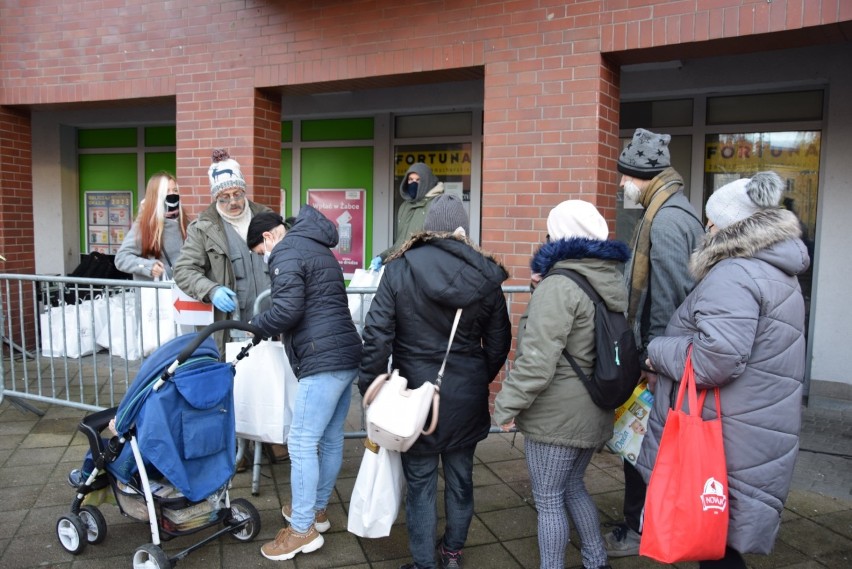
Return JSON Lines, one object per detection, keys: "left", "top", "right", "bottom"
{"left": 1, "top": 1, "right": 850, "bottom": 400}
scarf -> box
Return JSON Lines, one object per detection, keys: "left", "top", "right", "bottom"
{"left": 626, "top": 168, "right": 683, "bottom": 328}
{"left": 217, "top": 203, "right": 252, "bottom": 242}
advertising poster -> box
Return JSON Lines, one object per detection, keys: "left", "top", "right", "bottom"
{"left": 85, "top": 191, "right": 133, "bottom": 254}
{"left": 307, "top": 189, "right": 365, "bottom": 278}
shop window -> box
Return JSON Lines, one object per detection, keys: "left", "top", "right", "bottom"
{"left": 620, "top": 99, "right": 693, "bottom": 129}
{"left": 706, "top": 90, "right": 823, "bottom": 125}
{"left": 78, "top": 128, "right": 137, "bottom": 148}
{"left": 144, "top": 126, "right": 176, "bottom": 147}
{"left": 395, "top": 112, "right": 473, "bottom": 138}
{"left": 392, "top": 143, "right": 473, "bottom": 238}
{"left": 704, "top": 131, "right": 819, "bottom": 331}
{"left": 302, "top": 118, "right": 373, "bottom": 141}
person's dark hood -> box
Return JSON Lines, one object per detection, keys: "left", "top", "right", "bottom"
{"left": 285, "top": 204, "right": 339, "bottom": 249}
{"left": 399, "top": 163, "right": 440, "bottom": 202}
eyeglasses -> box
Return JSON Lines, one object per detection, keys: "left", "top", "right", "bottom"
{"left": 216, "top": 190, "right": 246, "bottom": 204}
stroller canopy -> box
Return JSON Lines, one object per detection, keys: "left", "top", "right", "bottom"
{"left": 109, "top": 333, "right": 238, "bottom": 502}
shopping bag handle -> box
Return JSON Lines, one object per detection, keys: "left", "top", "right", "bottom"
{"left": 675, "top": 346, "right": 722, "bottom": 419}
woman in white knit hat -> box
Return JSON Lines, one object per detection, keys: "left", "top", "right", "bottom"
{"left": 635, "top": 172, "right": 811, "bottom": 568}
{"left": 494, "top": 200, "right": 630, "bottom": 569}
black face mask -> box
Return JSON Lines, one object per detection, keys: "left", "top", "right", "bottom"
{"left": 406, "top": 181, "right": 419, "bottom": 199}
{"left": 164, "top": 194, "right": 180, "bottom": 213}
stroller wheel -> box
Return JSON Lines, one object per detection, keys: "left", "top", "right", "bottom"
{"left": 56, "top": 514, "right": 87, "bottom": 554}
{"left": 133, "top": 543, "right": 172, "bottom": 569}
{"left": 227, "top": 498, "right": 261, "bottom": 541}
{"left": 79, "top": 505, "right": 108, "bottom": 544}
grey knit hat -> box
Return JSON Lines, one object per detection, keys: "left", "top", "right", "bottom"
{"left": 617, "top": 128, "right": 672, "bottom": 180}
{"left": 706, "top": 171, "right": 784, "bottom": 230}
{"left": 424, "top": 194, "right": 469, "bottom": 235}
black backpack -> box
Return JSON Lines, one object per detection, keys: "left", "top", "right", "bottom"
{"left": 545, "top": 268, "right": 641, "bottom": 410}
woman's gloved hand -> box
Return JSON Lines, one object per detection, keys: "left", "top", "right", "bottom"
{"left": 211, "top": 286, "right": 237, "bottom": 312}
{"left": 368, "top": 256, "right": 382, "bottom": 272}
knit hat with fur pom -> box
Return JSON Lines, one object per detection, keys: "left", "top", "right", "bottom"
{"left": 705, "top": 171, "right": 785, "bottom": 230}
{"left": 208, "top": 149, "right": 246, "bottom": 197}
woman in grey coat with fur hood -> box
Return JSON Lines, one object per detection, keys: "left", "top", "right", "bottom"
{"left": 635, "top": 172, "right": 810, "bottom": 569}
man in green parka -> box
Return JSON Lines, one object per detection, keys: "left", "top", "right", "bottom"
{"left": 368, "top": 162, "right": 445, "bottom": 270}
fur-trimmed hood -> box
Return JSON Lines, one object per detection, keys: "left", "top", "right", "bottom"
{"left": 531, "top": 237, "right": 630, "bottom": 275}
{"left": 690, "top": 208, "right": 810, "bottom": 281}
{"left": 388, "top": 231, "right": 509, "bottom": 308}
{"left": 388, "top": 231, "right": 506, "bottom": 270}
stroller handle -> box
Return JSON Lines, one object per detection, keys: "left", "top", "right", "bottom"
{"left": 153, "top": 320, "right": 268, "bottom": 391}
{"left": 176, "top": 320, "right": 266, "bottom": 365}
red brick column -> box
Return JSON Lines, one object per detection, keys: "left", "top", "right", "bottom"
{"left": 0, "top": 107, "right": 35, "bottom": 274}
{"left": 251, "top": 89, "right": 283, "bottom": 211}
{"left": 481, "top": 42, "right": 621, "bottom": 287}
{"left": 0, "top": 106, "right": 36, "bottom": 348}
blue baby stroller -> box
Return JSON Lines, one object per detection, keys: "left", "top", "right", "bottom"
{"left": 56, "top": 321, "right": 267, "bottom": 568}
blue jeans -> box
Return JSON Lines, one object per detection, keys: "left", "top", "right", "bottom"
{"left": 401, "top": 446, "right": 476, "bottom": 569}
{"left": 287, "top": 367, "right": 356, "bottom": 533}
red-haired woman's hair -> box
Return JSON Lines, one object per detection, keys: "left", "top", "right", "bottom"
{"left": 137, "top": 172, "right": 188, "bottom": 259}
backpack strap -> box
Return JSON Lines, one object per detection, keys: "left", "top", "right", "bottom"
{"left": 544, "top": 268, "right": 598, "bottom": 383}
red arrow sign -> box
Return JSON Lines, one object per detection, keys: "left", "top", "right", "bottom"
{"left": 174, "top": 298, "right": 212, "bottom": 313}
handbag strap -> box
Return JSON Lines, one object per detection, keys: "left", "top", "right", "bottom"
{"left": 435, "top": 308, "right": 463, "bottom": 389}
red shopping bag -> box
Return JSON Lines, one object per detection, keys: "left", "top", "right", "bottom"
{"left": 639, "top": 348, "right": 729, "bottom": 563}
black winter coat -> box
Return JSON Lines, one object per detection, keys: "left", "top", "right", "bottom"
{"left": 251, "top": 205, "right": 362, "bottom": 378}
{"left": 359, "top": 233, "right": 512, "bottom": 455}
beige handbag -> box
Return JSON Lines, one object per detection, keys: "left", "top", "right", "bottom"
{"left": 362, "top": 308, "right": 462, "bottom": 452}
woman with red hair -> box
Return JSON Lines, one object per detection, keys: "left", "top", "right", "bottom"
{"left": 116, "top": 172, "right": 188, "bottom": 280}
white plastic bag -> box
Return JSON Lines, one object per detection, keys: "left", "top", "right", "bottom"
{"left": 94, "top": 291, "right": 142, "bottom": 361}
{"left": 226, "top": 340, "right": 298, "bottom": 444}
{"left": 39, "top": 300, "right": 97, "bottom": 358}
{"left": 347, "top": 267, "right": 383, "bottom": 334}
{"left": 347, "top": 445, "right": 405, "bottom": 538}
{"left": 140, "top": 282, "right": 178, "bottom": 356}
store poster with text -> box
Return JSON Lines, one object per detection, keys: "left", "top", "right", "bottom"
{"left": 85, "top": 191, "right": 133, "bottom": 255}
{"left": 307, "top": 189, "right": 365, "bottom": 278}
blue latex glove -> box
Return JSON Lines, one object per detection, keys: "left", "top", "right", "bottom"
{"left": 369, "top": 256, "right": 382, "bottom": 272}
{"left": 211, "top": 286, "right": 237, "bottom": 313}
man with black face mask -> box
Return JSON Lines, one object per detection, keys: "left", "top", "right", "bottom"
{"left": 368, "top": 162, "right": 445, "bottom": 271}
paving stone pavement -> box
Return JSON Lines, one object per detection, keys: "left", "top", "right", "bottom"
{"left": 0, "top": 394, "right": 849, "bottom": 569}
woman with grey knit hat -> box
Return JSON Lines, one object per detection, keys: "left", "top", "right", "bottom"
{"left": 359, "top": 193, "right": 511, "bottom": 569}
{"left": 635, "top": 171, "right": 810, "bottom": 569}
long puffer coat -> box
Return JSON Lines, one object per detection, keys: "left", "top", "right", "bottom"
{"left": 359, "top": 232, "right": 512, "bottom": 455}
{"left": 250, "top": 205, "right": 362, "bottom": 379}
{"left": 636, "top": 208, "right": 810, "bottom": 555}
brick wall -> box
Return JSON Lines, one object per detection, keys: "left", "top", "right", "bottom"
{"left": 1, "top": 0, "right": 848, "bottom": 281}
{"left": 0, "top": 107, "right": 36, "bottom": 348}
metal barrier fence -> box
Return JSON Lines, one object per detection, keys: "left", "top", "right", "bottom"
{"left": 0, "top": 273, "right": 531, "bottom": 418}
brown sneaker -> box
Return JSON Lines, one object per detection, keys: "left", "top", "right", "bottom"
{"left": 264, "top": 443, "right": 290, "bottom": 463}
{"left": 281, "top": 503, "right": 330, "bottom": 533}
{"left": 260, "top": 525, "right": 324, "bottom": 561}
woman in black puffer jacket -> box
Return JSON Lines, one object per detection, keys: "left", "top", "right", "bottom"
{"left": 359, "top": 194, "right": 511, "bottom": 569}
